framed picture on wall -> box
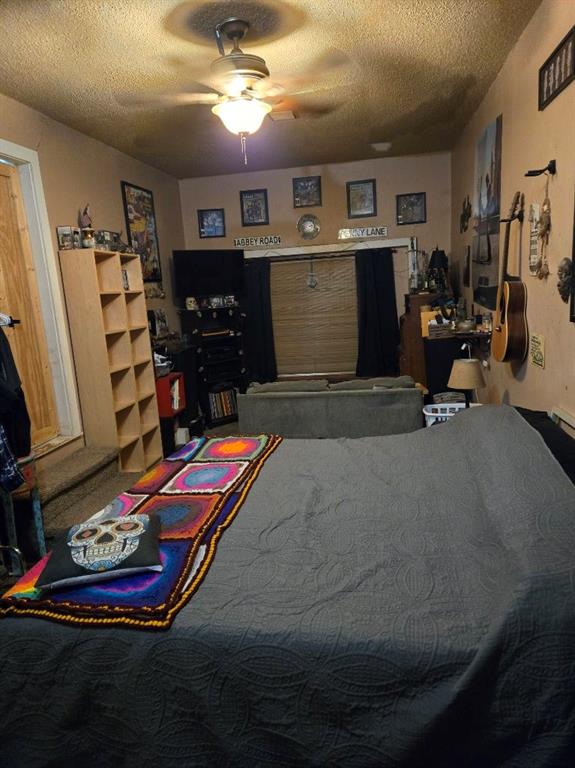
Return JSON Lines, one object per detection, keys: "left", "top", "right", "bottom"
{"left": 396, "top": 192, "right": 426, "bottom": 225}
{"left": 121, "top": 181, "right": 162, "bottom": 282}
{"left": 292, "top": 176, "right": 322, "bottom": 208}
{"left": 346, "top": 179, "right": 377, "bottom": 218}
{"left": 240, "top": 189, "right": 269, "bottom": 226}
{"left": 197, "top": 208, "right": 225, "bottom": 238}
{"left": 538, "top": 25, "right": 575, "bottom": 111}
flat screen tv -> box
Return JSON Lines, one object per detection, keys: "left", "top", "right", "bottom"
{"left": 172, "top": 250, "right": 244, "bottom": 300}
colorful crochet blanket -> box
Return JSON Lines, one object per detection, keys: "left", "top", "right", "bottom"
{"left": 0, "top": 435, "right": 281, "bottom": 630}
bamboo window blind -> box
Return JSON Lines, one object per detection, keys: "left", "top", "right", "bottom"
{"left": 270, "top": 256, "right": 358, "bottom": 375}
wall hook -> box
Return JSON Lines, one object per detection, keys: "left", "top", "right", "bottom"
{"left": 525, "top": 159, "right": 556, "bottom": 177}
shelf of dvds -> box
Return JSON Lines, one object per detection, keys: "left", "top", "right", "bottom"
{"left": 179, "top": 303, "right": 247, "bottom": 428}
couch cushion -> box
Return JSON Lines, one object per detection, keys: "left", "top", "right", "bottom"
{"left": 329, "top": 375, "right": 415, "bottom": 391}
{"left": 248, "top": 379, "right": 329, "bottom": 393}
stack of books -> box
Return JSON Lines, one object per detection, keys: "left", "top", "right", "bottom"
{"left": 208, "top": 388, "right": 237, "bottom": 421}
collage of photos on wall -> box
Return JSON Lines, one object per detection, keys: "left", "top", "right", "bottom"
{"left": 195, "top": 174, "right": 430, "bottom": 241}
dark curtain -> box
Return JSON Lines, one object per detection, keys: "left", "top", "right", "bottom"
{"left": 0, "top": 327, "right": 31, "bottom": 458}
{"left": 355, "top": 248, "right": 400, "bottom": 376}
{"left": 243, "top": 258, "right": 277, "bottom": 383}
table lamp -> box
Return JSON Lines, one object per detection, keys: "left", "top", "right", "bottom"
{"left": 448, "top": 358, "right": 485, "bottom": 406}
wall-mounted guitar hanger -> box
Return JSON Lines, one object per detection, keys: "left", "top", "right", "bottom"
{"left": 524, "top": 159, "right": 556, "bottom": 177}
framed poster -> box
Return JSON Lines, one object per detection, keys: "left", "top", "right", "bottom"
{"left": 346, "top": 179, "right": 377, "bottom": 218}
{"left": 396, "top": 192, "right": 426, "bottom": 225}
{"left": 539, "top": 25, "right": 574, "bottom": 111}
{"left": 292, "top": 175, "right": 322, "bottom": 208}
{"left": 197, "top": 208, "right": 225, "bottom": 238}
{"left": 240, "top": 189, "right": 269, "bottom": 226}
{"left": 121, "top": 181, "right": 162, "bottom": 282}
{"left": 471, "top": 114, "right": 502, "bottom": 309}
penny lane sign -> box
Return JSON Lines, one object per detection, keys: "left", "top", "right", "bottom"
{"left": 233, "top": 235, "right": 282, "bottom": 248}
{"left": 338, "top": 225, "right": 388, "bottom": 240}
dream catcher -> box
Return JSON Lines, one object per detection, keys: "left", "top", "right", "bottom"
{"left": 535, "top": 177, "right": 551, "bottom": 279}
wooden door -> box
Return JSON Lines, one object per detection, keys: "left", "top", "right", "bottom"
{"left": 0, "top": 163, "right": 58, "bottom": 445}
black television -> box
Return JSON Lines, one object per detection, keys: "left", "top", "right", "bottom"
{"left": 172, "top": 250, "right": 244, "bottom": 300}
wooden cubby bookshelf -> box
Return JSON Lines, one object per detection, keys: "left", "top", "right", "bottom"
{"left": 59, "top": 248, "right": 162, "bottom": 472}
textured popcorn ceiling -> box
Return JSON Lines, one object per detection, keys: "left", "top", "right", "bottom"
{"left": 0, "top": 0, "right": 541, "bottom": 178}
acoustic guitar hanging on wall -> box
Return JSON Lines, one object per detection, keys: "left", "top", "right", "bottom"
{"left": 492, "top": 191, "right": 528, "bottom": 363}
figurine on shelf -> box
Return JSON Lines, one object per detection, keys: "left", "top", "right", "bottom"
{"left": 79, "top": 204, "right": 92, "bottom": 229}
{"left": 426, "top": 247, "right": 449, "bottom": 293}
{"left": 79, "top": 204, "right": 95, "bottom": 247}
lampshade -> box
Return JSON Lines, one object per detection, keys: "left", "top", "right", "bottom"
{"left": 212, "top": 97, "right": 272, "bottom": 135}
{"left": 448, "top": 358, "right": 486, "bottom": 390}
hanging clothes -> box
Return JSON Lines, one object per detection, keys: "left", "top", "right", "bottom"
{"left": 0, "top": 326, "right": 31, "bottom": 459}
{"left": 0, "top": 423, "right": 24, "bottom": 491}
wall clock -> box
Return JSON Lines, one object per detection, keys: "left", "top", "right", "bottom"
{"left": 297, "top": 214, "right": 321, "bottom": 240}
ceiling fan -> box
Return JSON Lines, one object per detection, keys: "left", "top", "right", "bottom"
{"left": 121, "top": 17, "right": 348, "bottom": 163}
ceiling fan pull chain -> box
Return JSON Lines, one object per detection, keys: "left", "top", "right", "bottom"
{"left": 240, "top": 132, "right": 248, "bottom": 165}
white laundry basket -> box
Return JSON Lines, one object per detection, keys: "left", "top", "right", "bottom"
{"left": 422, "top": 402, "right": 467, "bottom": 427}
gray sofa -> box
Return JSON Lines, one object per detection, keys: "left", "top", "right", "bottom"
{"left": 238, "top": 376, "right": 423, "bottom": 438}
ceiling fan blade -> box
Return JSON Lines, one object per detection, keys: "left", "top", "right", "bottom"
{"left": 117, "top": 91, "right": 220, "bottom": 108}
{"left": 306, "top": 48, "right": 350, "bottom": 78}
{"left": 253, "top": 48, "right": 350, "bottom": 100}
{"left": 251, "top": 79, "right": 287, "bottom": 99}
{"left": 272, "top": 97, "right": 339, "bottom": 119}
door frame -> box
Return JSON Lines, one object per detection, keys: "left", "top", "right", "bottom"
{"left": 0, "top": 138, "right": 81, "bottom": 439}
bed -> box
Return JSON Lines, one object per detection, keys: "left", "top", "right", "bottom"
{"left": 0, "top": 405, "right": 574, "bottom": 767}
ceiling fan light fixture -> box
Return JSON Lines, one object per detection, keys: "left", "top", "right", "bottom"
{"left": 211, "top": 97, "right": 271, "bottom": 135}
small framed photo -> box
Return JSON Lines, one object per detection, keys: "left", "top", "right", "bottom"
{"left": 198, "top": 208, "right": 225, "bottom": 238}
{"left": 292, "top": 176, "right": 322, "bottom": 208}
{"left": 346, "top": 179, "right": 377, "bottom": 219}
{"left": 396, "top": 192, "right": 427, "bottom": 225}
{"left": 224, "top": 295, "right": 236, "bottom": 307}
{"left": 199, "top": 297, "right": 210, "bottom": 309}
{"left": 56, "top": 226, "right": 73, "bottom": 250}
{"left": 240, "top": 189, "right": 269, "bottom": 227}
{"left": 209, "top": 296, "right": 224, "bottom": 308}
{"left": 539, "top": 26, "right": 575, "bottom": 111}
{"left": 71, "top": 227, "right": 82, "bottom": 249}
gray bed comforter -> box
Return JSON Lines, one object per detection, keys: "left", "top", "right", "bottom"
{"left": 0, "top": 405, "right": 574, "bottom": 767}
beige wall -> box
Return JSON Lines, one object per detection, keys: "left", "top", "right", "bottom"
{"left": 179, "top": 152, "right": 451, "bottom": 311}
{"left": 451, "top": 0, "right": 575, "bottom": 413}
{"left": 0, "top": 92, "right": 184, "bottom": 330}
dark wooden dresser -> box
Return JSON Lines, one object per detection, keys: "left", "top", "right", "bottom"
{"left": 399, "top": 292, "right": 438, "bottom": 387}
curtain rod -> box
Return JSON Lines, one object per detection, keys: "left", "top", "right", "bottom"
{"left": 268, "top": 252, "right": 359, "bottom": 264}
{"left": 244, "top": 236, "right": 417, "bottom": 260}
